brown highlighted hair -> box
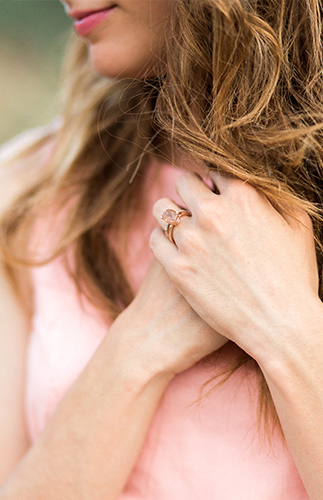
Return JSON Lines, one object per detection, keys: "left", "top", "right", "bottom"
{"left": 1, "top": 0, "right": 323, "bottom": 430}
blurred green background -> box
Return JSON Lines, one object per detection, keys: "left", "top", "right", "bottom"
{"left": 0, "top": 0, "right": 72, "bottom": 146}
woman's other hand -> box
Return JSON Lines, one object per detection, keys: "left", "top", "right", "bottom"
{"left": 150, "top": 172, "right": 323, "bottom": 366}
{"left": 110, "top": 258, "right": 227, "bottom": 377}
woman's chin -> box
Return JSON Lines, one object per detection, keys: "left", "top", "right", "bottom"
{"left": 88, "top": 43, "right": 159, "bottom": 80}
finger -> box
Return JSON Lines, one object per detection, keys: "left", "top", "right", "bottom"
{"left": 149, "top": 227, "right": 178, "bottom": 274}
{"left": 175, "top": 172, "right": 215, "bottom": 213}
{"left": 153, "top": 197, "right": 192, "bottom": 248}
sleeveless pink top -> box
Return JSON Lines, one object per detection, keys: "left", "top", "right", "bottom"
{"left": 25, "top": 163, "right": 308, "bottom": 499}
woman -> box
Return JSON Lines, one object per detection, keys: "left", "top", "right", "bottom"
{"left": 0, "top": 0, "right": 322, "bottom": 498}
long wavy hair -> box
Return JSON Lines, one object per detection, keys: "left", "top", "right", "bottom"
{"left": 1, "top": 0, "right": 323, "bottom": 432}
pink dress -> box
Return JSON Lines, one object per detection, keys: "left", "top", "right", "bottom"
{"left": 25, "top": 163, "right": 308, "bottom": 499}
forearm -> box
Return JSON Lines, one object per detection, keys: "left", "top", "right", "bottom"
{"left": 0, "top": 329, "right": 174, "bottom": 500}
{"left": 258, "top": 299, "right": 323, "bottom": 500}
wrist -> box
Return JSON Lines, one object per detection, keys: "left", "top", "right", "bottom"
{"left": 256, "top": 296, "right": 323, "bottom": 379}
{"left": 102, "top": 313, "right": 177, "bottom": 386}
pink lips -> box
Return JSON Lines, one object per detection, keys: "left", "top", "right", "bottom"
{"left": 72, "top": 7, "right": 116, "bottom": 36}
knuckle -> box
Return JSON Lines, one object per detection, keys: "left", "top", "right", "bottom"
{"left": 228, "top": 177, "right": 244, "bottom": 190}
{"left": 195, "top": 197, "right": 216, "bottom": 223}
{"left": 178, "top": 227, "right": 196, "bottom": 250}
{"left": 231, "top": 182, "right": 261, "bottom": 211}
{"left": 296, "top": 209, "right": 312, "bottom": 228}
{"left": 193, "top": 199, "right": 226, "bottom": 236}
{"left": 235, "top": 181, "right": 255, "bottom": 198}
{"left": 171, "top": 256, "right": 190, "bottom": 283}
{"left": 294, "top": 210, "right": 314, "bottom": 238}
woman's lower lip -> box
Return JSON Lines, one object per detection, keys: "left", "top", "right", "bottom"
{"left": 74, "top": 8, "right": 115, "bottom": 36}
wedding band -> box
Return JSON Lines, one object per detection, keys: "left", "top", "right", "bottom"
{"left": 164, "top": 223, "right": 171, "bottom": 238}
{"left": 161, "top": 208, "right": 191, "bottom": 244}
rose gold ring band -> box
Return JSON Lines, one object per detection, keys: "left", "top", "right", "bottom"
{"left": 161, "top": 208, "right": 191, "bottom": 245}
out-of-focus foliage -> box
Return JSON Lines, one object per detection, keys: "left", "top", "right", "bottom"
{"left": 0, "top": 0, "right": 72, "bottom": 145}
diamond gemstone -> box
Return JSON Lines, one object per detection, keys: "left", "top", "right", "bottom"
{"left": 161, "top": 209, "right": 179, "bottom": 224}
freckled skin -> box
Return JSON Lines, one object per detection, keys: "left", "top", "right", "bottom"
{"left": 61, "top": 0, "right": 173, "bottom": 78}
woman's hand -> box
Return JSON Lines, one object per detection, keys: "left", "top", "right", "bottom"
{"left": 110, "top": 258, "right": 227, "bottom": 377}
{"left": 150, "top": 172, "right": 323, "bottom": 365}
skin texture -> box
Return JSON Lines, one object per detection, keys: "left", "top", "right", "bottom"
{"left": 151, "top": 172, "right": 320, "bottom": 360}
{"left": 0, "top": 1, "right": 323, "bottom": 499}
{"left": 61, "top": 0, "right": 172, "bottom": 78}
{"left": 150, "top": 172, "right": 323, "bottom": 499}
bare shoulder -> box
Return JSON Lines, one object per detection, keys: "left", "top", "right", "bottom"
{"left": 0, "top": 121, "right": 59, "bottom": 215}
